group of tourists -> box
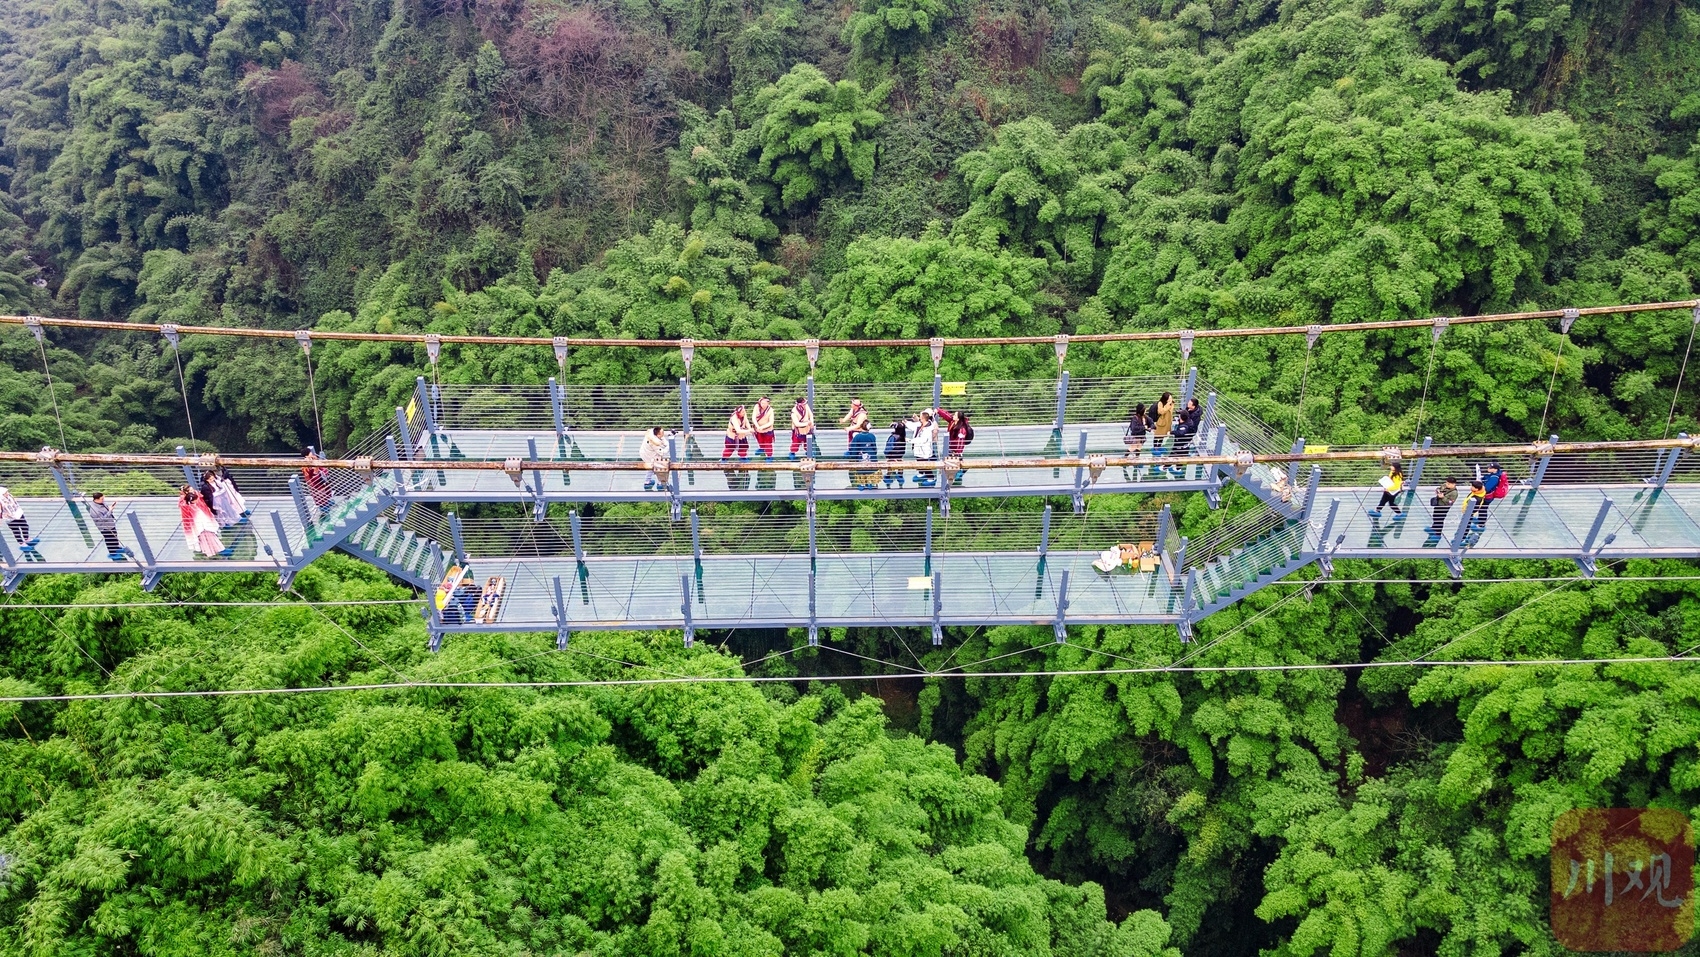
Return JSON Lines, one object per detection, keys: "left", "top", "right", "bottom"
{"left": 690, "top": 396, "right": 973, "bottom": 490}
{"left": 1122, "top": 393, "right": 1205, "bottom": 477}
{"left": 1370, "top": 462, "right": 1511, "bottom": 539}
{"left": 178, "top": 467, "right": 250, "bottom": 557}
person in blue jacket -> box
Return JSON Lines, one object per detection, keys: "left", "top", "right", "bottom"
{"left": 846, "top": 423, "right": 880, "bottom": 489}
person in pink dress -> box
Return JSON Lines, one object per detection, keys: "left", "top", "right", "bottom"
{"left": 178, "top": 487, "right": 225, "bottom": 557}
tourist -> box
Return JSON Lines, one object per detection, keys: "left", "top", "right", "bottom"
{"left": 1151, "top": 391, "right": 1175, "bottom": 456}
{"left": 301, "top": 447, "right": 332, "bottom": 510}
{"left": 206, "top": 470, "right": 248, "bottom": 527}
{"left": 940, "top": 408, "right": 974, "bottom": 485}
{"left": 839, "top": 397, "right": 869, "bottom": 438}
{"left": 640, "top": 426, "right": 668, "bottom": 491}
{"left": 1123, "top": 403, "right": 1150, "bottom": 479}
{"left": 1465, "top": 479, "right": 1488, "bottom": 530}
{"left": 883, "top": 419, "right": 908, "bottom": 488}
{"left": 87, "top": 492, "right": 126, "bottom": 558}
{"left": 846, "top": 422, "right": 879, "bottom": 489}
{"left": 789, "top": 396, "right": 815, "bottom": 459}
{"left": 722, "top": 405, "right": 752, "bottom": 460}
{"left": 911, "top": 410, "right": 939, "bottom": 487}
{"left": 179, "top": 487, "right": 225, "bottom": 557}
{"left": 752, "top": 396, "right": 776, "bottom": 459}
{"left": 0, "top": 487, "right": 35, "bottom": 553}
{"left": 1426, "top": 477, "right": 1458, "bottom": 536}
{"left": 1367, "top": 463, "right": 1405, "bottom": 519}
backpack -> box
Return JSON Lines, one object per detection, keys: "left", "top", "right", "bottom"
{"left": 1488, "top": 472, "right": 1510, "bottom": 499}
{"left": 961, "top": 423, "right": 974, "bottom": 443}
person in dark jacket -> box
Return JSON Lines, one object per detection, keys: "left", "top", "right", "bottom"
{"left": 1426, "top": 478, "right": 1458, "bottom": 537}
{"left": 87, "top": 492, "right": 127, "bottom": 559}
{"left": 846, "top": 423, "right": 879, "bottom": 489}
{"left": 1168, "top": 399, "right": 1203, "bottom": 474}
{"left": 1123, "top": 403, "right": 1150, "bottom": 480}
{"left": 883, "top": 420, "right": 908, "bottom": 488}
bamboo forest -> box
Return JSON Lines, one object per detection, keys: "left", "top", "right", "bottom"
{"left": 2, "top": 0, "right": 1700, "bottom": 953}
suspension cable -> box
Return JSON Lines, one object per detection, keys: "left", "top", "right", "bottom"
{"left": 1665, "top": 306, "right": 1700, "bottom": 439}
{"left": 1414, "top": 327, "right": 1438, "bottom": 444}
{"left": 1294, "top": 337, "right": 1314, "bottom": 442}
{"left": 31, "top": 327, "right": 68, "bottom": 451}
{"left": 1537, "top": 331, "right": 1567, "bottom": 440}
{"left": 167, "top": 336, "right": 196, "bottom": 448}
{"left": 1, "top": 300, "right": 1695, "bottom": 353}
{"left": 298, "top": 334, "right": 325, "bottom": 452}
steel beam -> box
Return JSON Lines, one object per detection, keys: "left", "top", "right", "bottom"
{"left": 1407, "top": 436, "right": 1433, "bottom": 492}
{"left": 569, "top": 510, "right": 585, "bottom": 573}
{"left": 1071, "top": 429, "right": 1089, "bottom": 514}
{"left": 175, "top": 445, "right": 196, "bottom": 488}
{"left": 1529, "top": 434, "right": 1558, "bottom": 491}
{"left": 553, "top": 576, "right": 570, "bottom": 650}
{"left": 126, "top": 511, "right": 161, "bottom": 591}
{"left": 931, "top": 570, "right": 943, "bottom": 646}
{"left": 1039, "top": 504, "right": 1053, "bottom": 559}
{"left": 681, "top": 574, "right": 694, "bottom": 647}
{"left": 679, "top": 377, "right": 693, "bottom": 436}
{"left": 1053, "top": 569, "right": 1070, "bottom": 643}
{"left": 1053, "top": 371, "right": 1070, "bottom": 433}
{"left": 550, "top": 377, "right": 566, "bottom": 439}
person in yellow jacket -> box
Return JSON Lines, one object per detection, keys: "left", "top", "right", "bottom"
{"left": 752, "top": 396, "right": 776, "bottom": 459}
{"left": 1367, "top": 463, "right": 1405, "bottom": 519}
{"left": 788, "top": 395, "right": 815, "bottom": 459}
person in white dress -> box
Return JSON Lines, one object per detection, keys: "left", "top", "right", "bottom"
{"left": 207, "top": 471, "right": 248, "bottom": 526}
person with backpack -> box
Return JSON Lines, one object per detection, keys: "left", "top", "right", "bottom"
{"left": 1473, "top": 464, "right": 1509, "bottom": 528}
{"left": 1367, "top": 463, "right": 1406, "bottom": 520}
{"left": 939, "top": 409, "right": 974, "bottom": 485}
{"left": 1123, "top": 403, "right": 1151, "bottom": 480}
{"left": 883, "top": 420, "right": 908, "bottom": 488}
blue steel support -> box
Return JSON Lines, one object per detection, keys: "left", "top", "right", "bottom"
{"left": 550, "top": 377, "right": 566, "bottom": 439}
{"left": 691, "top": 508, "right": 703, "bottom": 575}
{"left": 1654, "top": 435, "right": 1685, "bottom": 488}
{"left": 1154, "top": 505, "right": 1173, "bottom": 559}
{"left": 679, "top": 378, "right": 693, "bottom": 436}
{"left": 1300, "top": 466, "right": 1322, "bottom": 520}
{"left": 384, "top": 436, "right": 406, "bottom": 489}
{"left": 268, "top": 510, "right": 295, "bottom": 563}
{"left": 526, "top": 437, "right": 547, "bottom": 519}
{"left": 1203, "top": 426, "right": 1226, "bottom": 508}
{"left": 289, "top": 474, "right": 314, "bottom": 529}
{"left": 1053, "top": 569, "right": 1070, "bottom": 643}
{"left": 175, "top": 445, "right": 195, "bottom": 487}
{"left": 1315, "top": 499, "right": 1341, "bottom": 578}
{"left": 1180, "top": 367, "right": 1199, "bottom": 411}
{"left": 1071, "top": 430, "right": 1089, "bottom": 514}
{"left": 415, "top": 377, "right": 438, "bottom": 435}
{"left": 932, "top": 374, "right": 943, "bottom": 416}
{"left": 1286, "top": 438, "right": 1305, "bottom": 490}
{"left": 1530, "top": 434, "right": 1559, "bottom": 492}
{"left": 931, "top": 570, "right": 943, "bottom": 646}
{"left": 1447, "top": 495, "right": 1474, "bottom": 576}
{"left": 1177, "top": 570, "right": 1196, "bottom": 643}
{"left": 569, "top": 510, "right": 585, "bottom": 575}
{"left": 805, "top": 376, "right": 818, "bottom": 457}
{"left": 1408, "top": 436, "right": 1433, "bottom": 493}
{"left": 552, "top": 576, "right": 570, "bottom": 650}
{"left": 1199, "top": 392, "right": 1218, "bottom": 440}
{"left": 1053, "top": 371, "right": 1070, "bottom": 433}
{"left": 1172, "top": 535, "right": 1188, "bottom": 583}
{"left": 126, "top": 511, "right": 161, "bottom": 592}
{"left": 924, "top": 506, "right": 933, "bottom": 575}
{"left": 1038, "top": 505, "right": 1053, "bottom": 560}
{"left": 807, "top": 504, "right": 817, "bottom": 573}
{"left": 448, "top": 512, "right": 468, "bottom": 563}
{"left": 394, "top": 407, "right": 414, "bottom": 460}
{"left": 1577, "top": 497, "right": 1617, "bottom": 577}
{"left": 807, "top": 571, "right": 818, "bottom": 647}
{"left": 426, "top": 601, "right": 443, "bottom": 654}
{"left": 667, "top": 437, "right": 683, "bottom": 521}
{"left": 681, "top": 574, "right": 695, "bottom": 647}
{"left": 1580, "top": 497, "right": 1614, "bottom": 554}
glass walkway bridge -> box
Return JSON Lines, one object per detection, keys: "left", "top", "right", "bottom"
{"left": 2, "top": 370, "right": 1696, "bottom": 647}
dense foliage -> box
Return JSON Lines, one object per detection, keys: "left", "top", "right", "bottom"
{"left": 1, "top": 0, "right": 1699, "bottom": 952}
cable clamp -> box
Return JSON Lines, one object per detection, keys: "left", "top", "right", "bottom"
{"left": 295, "top": 330, "right": 312, "bottom": 354}
{"left": 1305, "top": 324, "right": 1322, "bottom": 349}
{"left": 929, "top": 337, "right": 945, "bottom": 370}
{"left": 33, "top": 446, "right": 57, "bottom": 463}
{"left": 424, "top": 334, "right": 441, "bottom": 365}
{"left": 1234, "top": 450, "right": 1255, "bottom": 476}
{"left": 1431, "top": 316, "right": 1448, "bottom": 343}
{"left": 1531, "top": 440, "right": 1555, "bottom": 456}
{"left": 804, "top": 338, "right": 820, "bottom": 370}
{"left": 196, "top": 454, "right": 218, "bottom": 469}
{"left": 23, "top": 316, "right": 43, "bottom": 343}
{"left": 1379, "top": 446, "right": 1403, "bottom": 467}
{"left": 1054, "top": 334, "right": 1068, "bottom": 366}
{"left": 160, "top": 323, "right": 180, "bottom": 348}
{"left": 552, "top": 336, "right": 569, "bottom": 367}
{"left": 679, "top": 338, "right": 695, "bottom": 378}
{"left": 1085, "top": 454, "right": 1106, "bottom": 483}
{"left": 503, "top": 457, "right": 524, "bottom": 486}
{"left": 799, "top": 457, "right": 817, "bottom": 486}
{"left": 1560, "top": 308, "right": 1580, "bottom": 335}
{"left": 1179, "top": 330, "right": 1195, "bottom": 359}
{"left": 351, "top": 457, "right": 374, "bottom": 473}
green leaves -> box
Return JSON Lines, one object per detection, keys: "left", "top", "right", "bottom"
{"left": 749, "top": 65, "right": 891, "bottom": 212}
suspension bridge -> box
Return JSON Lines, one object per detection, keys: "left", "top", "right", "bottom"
{"left": 1, "top": 302, "right": 1697, "bottom": 649}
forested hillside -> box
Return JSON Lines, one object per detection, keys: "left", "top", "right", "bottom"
{"left": 2, "top": 0, "right": 1700, "bottom": 953}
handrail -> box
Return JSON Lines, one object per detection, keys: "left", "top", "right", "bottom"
{"left": 1, "top": 436, "right": 1693, "bottom": 473}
